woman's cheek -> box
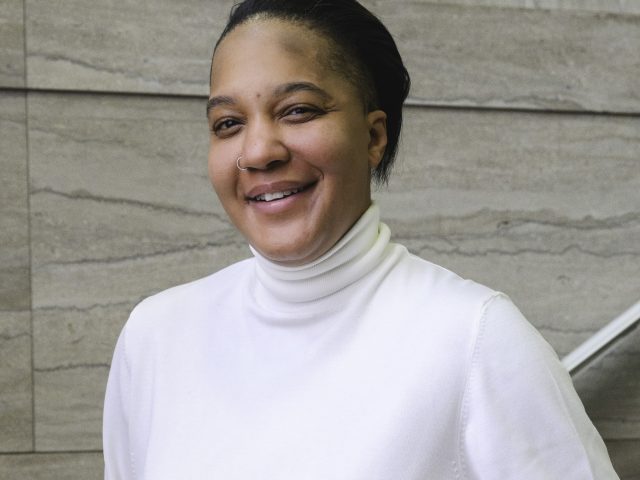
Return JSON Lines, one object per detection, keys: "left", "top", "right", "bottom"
{"left": 295, "top": 129, "right": 353, "bottom": 173}
{"left": 208, "top": 161, "right": 232, "bottom": 201}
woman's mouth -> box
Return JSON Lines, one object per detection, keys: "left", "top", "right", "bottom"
{"left": 249, "top": 183, "right": 314, "bottom": 202}
{"left": 253, "top": 187, "right": 304, "bottom": 202}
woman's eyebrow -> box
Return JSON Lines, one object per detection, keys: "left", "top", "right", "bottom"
{"left": 206, "top": 95, "right": 235, "bottom": 117}
{"left": 206, "top": 83, "right": 332, "bottom": 118}
{"left": 274, "top": 82, "right": 332, "bottom": 101}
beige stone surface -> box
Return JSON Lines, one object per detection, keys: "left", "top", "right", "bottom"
{"left": 28, "top": 92, "right": 247, "bottom": 450}
{"left": 25, "top": 0, "right": 235, "bottom": 95}
{"left": 27, "top": 93, "right": 224, "bottom": 223}
{"left": 34, "top": 364, "right": 107, "bottom": 451}
{"left": 28, "top": 93, "right": 246, "bottom": 308}
{"left": 0, "top": 0, "right": 25, "bottom": 87}
{"left": 26, "top": 1, "right": 640, "bottom": 113}
{"left": 0, "top": 311, "right": 32, "bottom": 452}
{"left": 375, "top": 107, "right": 640, "bottom": 356}
{"left": 364, "top": 1, "right": 640, "bottom": 112}
{"left": 0, "top": 452, "right": 103, "bottom": 480}
{"left": 420, "top": 0, "right": 640, "bottom": 14}
{"left": 0, "top": 92, "right": 29, "bottom": 311}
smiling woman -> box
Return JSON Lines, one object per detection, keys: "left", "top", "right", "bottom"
{"left": 207, "top": 18, "right": 387, "bottom": 266}
{"left": 103, "top": 1, "right": 620, "bottom": 479}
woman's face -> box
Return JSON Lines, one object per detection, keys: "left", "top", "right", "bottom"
{"left": 208, "top": 18, "right": 387, "bottom": 266}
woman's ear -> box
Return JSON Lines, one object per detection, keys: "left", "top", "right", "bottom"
{"left": 366, "top": 110, "right": 388, "bottom": 169}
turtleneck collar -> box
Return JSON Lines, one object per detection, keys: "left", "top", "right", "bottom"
{"left": 249, "top": 203, "right": 390, "bottom": 306}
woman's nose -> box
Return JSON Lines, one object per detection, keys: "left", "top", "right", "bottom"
{"left": 240, "top": 119, "right": 289, "bottom": 171}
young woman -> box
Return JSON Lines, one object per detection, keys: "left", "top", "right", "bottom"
{"left": 103, "top": 1, "right": 619, "bottom": 478}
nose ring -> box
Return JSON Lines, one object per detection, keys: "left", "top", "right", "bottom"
{"left": 236, "top": 155, "right": 248, "bottom": 171}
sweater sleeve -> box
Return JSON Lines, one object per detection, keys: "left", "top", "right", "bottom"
{"left": 103, "top": 327, "right": 135, "bottom": 480}
{"left": 459, "top": 294, "right": 619, "bottom": 480}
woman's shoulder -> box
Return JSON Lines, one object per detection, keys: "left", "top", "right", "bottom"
{"left": 125, "top": 257, "right": 254, "bottom": 332}
{"left": 388, "top": 246, "right": 499, "bottom": 312}
{"left": 366, "top": 246, "right": 512, "bottom": 360}
{"left": 390, "top": 249, "right": 559, "bottom": 375}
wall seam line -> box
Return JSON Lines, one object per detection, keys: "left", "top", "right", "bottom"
{"left": 22, "top": 0, "right": 36, "bottom": 455}
{"left": 1, "top": 86, "right": 640, "bottom": 120}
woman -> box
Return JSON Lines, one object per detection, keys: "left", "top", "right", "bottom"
{"left": 103, "top": 0, "right": 619, "bottom": 478}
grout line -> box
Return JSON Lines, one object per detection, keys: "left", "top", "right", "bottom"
{"left": 0, "top": 450, "right": 104, "bottom": 456}
{"left": 21, "top": 0, "right": 27, "bottom": 89}
{"left": 26, "top": 92, "right": 35, "bottom": 454}
{"left": 402, "top": 98, "right": 640, "bottom": 118}
{"left": 0, "top": 85, "right": 207, "bottom": 101}
{"left": 25, "top": 96, "right": 36, "bottom": 454}
{"left": 1, "top": 85, "right": 640, "bottom": 119}
{"left": 21, "top": 0, "right": 36, "bottom": 455}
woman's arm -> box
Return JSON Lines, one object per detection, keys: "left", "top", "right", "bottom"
{"left": 459, "top": 294, "right": 619, "bottom": 479}
{"left": 103, "top": 328, "right": 135, "bottom": 480}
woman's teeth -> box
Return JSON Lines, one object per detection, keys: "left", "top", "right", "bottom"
{"left": 255, "top": 188, "right": 302, "bottom": 202}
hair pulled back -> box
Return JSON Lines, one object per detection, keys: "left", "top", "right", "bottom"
{"left": 213, "top": 0, "right": 411, "bottom": 184}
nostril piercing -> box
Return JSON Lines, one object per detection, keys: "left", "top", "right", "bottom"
{"left": 236, "top": 155, "right": 248, "bottom": 171}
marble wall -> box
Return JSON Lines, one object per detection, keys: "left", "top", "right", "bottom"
{"left": 0, "top": 0, "right": 638, "bottom": 477}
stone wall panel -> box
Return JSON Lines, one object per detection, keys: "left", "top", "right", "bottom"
{"left": 0, "top": 0, "right": 25, "bottom": 87}
{"left": 26, "top": 1, "right": 640, "bottom": 113}
{"left": 25, "top": 0, "right": 235, "bottom": 95}
{"left": 0, "top": 311, "right": 32, "bottom": 452}
{"left": 0, "top": 452, "right": 103, "bottom": 480}
{"left": 28, "top": 92, "right": 246, "bottom": 450}
{"left": 0, "top": 92, "right": 29, "bottom": 310}
{"left": 363, "top": 2, "right": 640, "bottom": 112}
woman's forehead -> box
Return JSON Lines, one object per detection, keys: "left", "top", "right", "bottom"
{"left": 210, "top": 18, "right": 339, "bottom": 92}
{"left": 216, "top": 19, "right": 325, "bottom": 60}
{"left": 214, "top": 20, "right": 331, "bottom": 69}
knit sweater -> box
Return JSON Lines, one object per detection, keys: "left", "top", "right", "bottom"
{"left": 103, "top": 204, "right": 619, "bottom": 479}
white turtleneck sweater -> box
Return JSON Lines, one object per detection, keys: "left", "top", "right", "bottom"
{"left": 103, "top": 205, "right": 618, "bottom": 480}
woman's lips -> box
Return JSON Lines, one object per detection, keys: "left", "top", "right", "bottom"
{"left": 252, "top": 186, "right": 305, "bottom": 202}
{"left": 245, "top": 181, "right": 317, "bottom": 213}
{"left": 246, "top": 181, "right": 316, "bottom": 203}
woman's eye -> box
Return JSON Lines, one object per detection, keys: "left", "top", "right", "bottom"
{"left": 283, "top": 105, "right": 323, "bottom": 122}
{"left": 212, "top": 119, "right": 241, "bottom": 137}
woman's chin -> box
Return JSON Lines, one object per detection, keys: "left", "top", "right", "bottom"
{"left": 253, "top": 245, "right": 313, "bottom": 267}
{"left": 250, "top": 235, "right": 327, "bottom": 267}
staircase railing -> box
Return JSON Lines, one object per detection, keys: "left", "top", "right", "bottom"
{"left": 562, "top": 300, "right": 640, "bottom": 375}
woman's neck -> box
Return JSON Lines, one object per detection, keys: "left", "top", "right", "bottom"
{"left": 249, "top": 203, "right": 389, "bottom": 308}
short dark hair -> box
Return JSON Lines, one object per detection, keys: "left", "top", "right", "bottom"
{"left": 212, "top": 0, "right": 411, "bottom": 184}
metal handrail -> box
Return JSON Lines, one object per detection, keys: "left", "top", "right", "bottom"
{"left": 562, "top": 299, "right": 640, "bottom": 375}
